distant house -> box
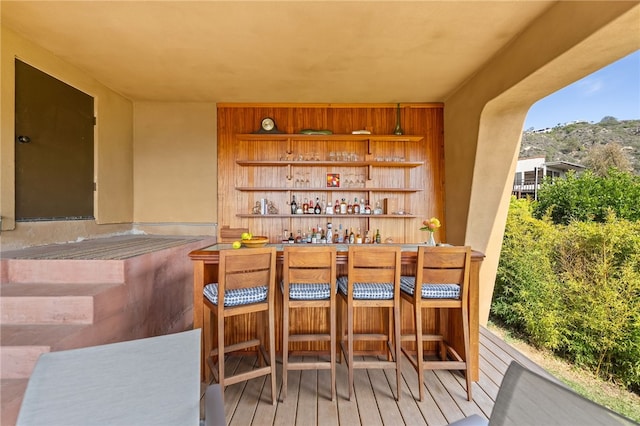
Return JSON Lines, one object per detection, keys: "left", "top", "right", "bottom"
{"left": 513, "top": 157, "right": 586, "bottom": 199}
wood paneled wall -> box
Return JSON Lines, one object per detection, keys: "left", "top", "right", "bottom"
{"left": 217, "top": 103, "right": 445, "bottom": 244}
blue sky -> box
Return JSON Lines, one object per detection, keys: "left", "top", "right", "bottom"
{"left": 524, "top": 50, "right": 640, "bottom": 130}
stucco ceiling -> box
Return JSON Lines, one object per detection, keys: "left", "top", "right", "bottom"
{"left": 1, "top": 1, "right": 555, "bottom": 103}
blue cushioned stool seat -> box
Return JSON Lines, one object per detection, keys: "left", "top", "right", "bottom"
{"left": 204, "top": 283, "right": 268, "bottom": 306}
{"left": 337, "top": 276, "right": 394, "bottom": 299}
{"left": 400, "top": 276, "right": 460, "bottom": 299}
{"left": 280, "top": 282, "right": 331, "bottom": 300}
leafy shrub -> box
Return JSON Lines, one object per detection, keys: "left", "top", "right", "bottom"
{"left": 533, "top": 169, "right": 640, "bottom": 224}
{"left": 493, "top": 198, "right": 562, "bottom": 349}
{"left": 493, "top": 198, "right": 640, "bottom": 392}
{"left": 552, "top": 216, "right": 640, "bottom": 391}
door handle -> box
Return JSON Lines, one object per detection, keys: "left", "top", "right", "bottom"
{"left": 17, "top": 135, "right": 31, "bottom": 143}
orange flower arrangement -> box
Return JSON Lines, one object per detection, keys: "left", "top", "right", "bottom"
{"left": 420, "top": 217, "right": 441, "bottom": 232}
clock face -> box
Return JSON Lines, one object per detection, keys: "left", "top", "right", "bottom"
{"left": 261, "top": 117, "right": 275, "bottom": 131}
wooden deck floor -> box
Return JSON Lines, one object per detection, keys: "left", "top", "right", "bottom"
{"left": 212, "top": 326, "right": 556, "bottom": 425}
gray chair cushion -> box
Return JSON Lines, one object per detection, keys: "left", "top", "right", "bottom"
{"left": 400, "top": 276, "right": 460, "bottom": 299}
{"left": 204, "top": 283, "right": 267, "bottom": 306}
{"left": 337, "top": 276, "right": 394, "bottom": 299}
{"left": 281, "top": 281, "right": 332, "bottom": 300}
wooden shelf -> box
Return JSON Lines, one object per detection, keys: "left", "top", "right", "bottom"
{"left": 235, "top": 187, "right": 423, "bottom": 192}
{"left": 236, "top": 134, "right": 424, "bottom": 142}
{"left": 236, "top": 160, "right": 423, "bottom": 168}
{"left": 237, "top": 214, "right": 417, "bottom": 218}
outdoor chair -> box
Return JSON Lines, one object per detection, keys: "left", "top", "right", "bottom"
{"left": 449, "top": 361, "right": 635, "bottom": 426}
{"left": 281, "top": 245, "right": 337, "bottom": 401}
{"left": 401, "top": 245, "right": 473, "bottom": 401}
{"left": 337, "top": 245, "right": 403, "bottom": 401}
{"left": 202, "top": 247, "right": 277, "bottom": 405}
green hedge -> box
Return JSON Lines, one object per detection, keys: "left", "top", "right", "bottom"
{"left": 493, "top": 198, "right": 640, "bottom": 391}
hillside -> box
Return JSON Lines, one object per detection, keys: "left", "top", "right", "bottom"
{"left": 520, "top": 118, "right": 640, "bottom": 174}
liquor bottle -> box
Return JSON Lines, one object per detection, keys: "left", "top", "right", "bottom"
{"left": 307, "top": 227, "right": 313, "bottom": 243}
{"left": 375, "top": 229, "right": 381, "bottom": 244}
{"left": 311, "top": 228, "right": 317, "bottom": 244}
{"left": 356, "top": 227, "right": 363, "bottom": 244}
{"left": 348, "top": 228, "right": 355, "bottom": 244}
{"left": 288, "top": 232, "right": 295, "bottom": 244}
{"left": 360, "top": 197, "right": 365, "bottom": 213}
{"left": 364, "top": 199, "right": 371, "bottom": 215}
{"left": 314, "top": 197, "right": 321, "bottom": 214}
{"left": 364, "top": 229, "right": 371, "bottom": 244}
{"left": 340, "top": 198, "right": 347, "bottom": 214}
{"left": 290, "top": 195, "right": 298, "bottom": 215}
{"left": 345, "top": 226, "right": 350, "bottom": 243}
{"left": 353, "top": 197, "right": 360, "bottom": 214}
{"left": 295, "top": 229, "right": 302, "bottom": 243}
{"left": 282, "top": 229, "right": 289, "bottom": 244}
{"left": 346, "top": 200, "right": 353, "bottom": 215}
{"left": 325, "top": 221, "right": 333, "bottom": 244}
{"left": 337, "top": 224, "right": 344, "bottom": 243}
{"left": 374, "top": 201, "right": 383, "bottom": 215}
{"left": 303, "top": 198, "right": 309, "bottom": 214}
{"left": 334, "top": 199, "right": 340, "bottom": 213}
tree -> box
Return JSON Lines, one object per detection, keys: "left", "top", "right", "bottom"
{"left": 585, "top": 142, "right": 633, "bottom": 176}
{"left": 599, "top": 116, "right": 619, "bottom": 126}
{"left": 533, "top": 169, "right": 640, "bottom": 224}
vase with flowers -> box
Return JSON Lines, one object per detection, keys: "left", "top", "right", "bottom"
{"left": 420, "top": 217, "right": 441, "bottom": 246}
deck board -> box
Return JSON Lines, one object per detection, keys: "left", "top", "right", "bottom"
{"left": 212, "top": 326, "right": 553, "bottom": 425}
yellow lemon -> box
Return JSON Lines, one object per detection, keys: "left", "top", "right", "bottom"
{"left": 241, "top": 232, "right": 252, "bottom": 240}
{"left": 232, "top": 240, "right": 242, "bottom": 249}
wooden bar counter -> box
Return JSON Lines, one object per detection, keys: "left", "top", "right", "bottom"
{"left": 190, "top": 243, "right": 484, "bottom": 382}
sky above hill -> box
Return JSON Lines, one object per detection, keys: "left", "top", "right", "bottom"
{"left": 524, "top": 50, "right": 640, "bottom": 131}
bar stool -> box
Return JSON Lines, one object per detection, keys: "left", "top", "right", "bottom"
{"left": 202, "top": 247, "right": 277, "bottom": 404}
{"left": 281, "top": 245, "right": 337, "bottom": 401}
{"left": 400, "top": 245, "right": 473, "bottom": 401}
{"left": 337, "top": 245, "right": 402, "bottom": 401}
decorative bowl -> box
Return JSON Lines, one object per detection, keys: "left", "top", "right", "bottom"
{"left": 241, "top": 236, "right": 269, "bottom": 248}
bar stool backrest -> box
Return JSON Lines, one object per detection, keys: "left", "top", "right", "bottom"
{"left": 219, "top": 248, "right": 276, "bottom": 292}
{"left": 416, "top": 246, "right": 471, "bottom": 301}
{"left": 284, "top": 245, "right": 336, "bottom": 288}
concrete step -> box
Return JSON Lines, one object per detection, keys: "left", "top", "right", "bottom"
{"left": 1, "top": 379, "right": 28, "bottom": 426}
{"left": 0, "top": 258, "right": 125, "bottom": 284}
{"left": 1, "top": 282, "right": 126, "bottom": 325}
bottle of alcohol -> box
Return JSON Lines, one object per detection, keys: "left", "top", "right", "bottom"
{"left": 303, "top": 198, "right": 309, "bottom": 214}
{"left": 364, "top": 229, "right": 371, "bottom": 244}
{"left": 359, "top": 197, "right": 365, "bottom": 213}
{"left": 346, "top": 200, "right": 353, "bottom": 215}
{"left": 314, "top": 197, "right": 321, "bottom": 214}
{"left": 340, "top": 198, "right": 347, "bottom": 215}
{"left": 375, "top": 229, "right": 381, "bottom": 244}
{"left": 337, "top": 224, "right": 344, "bottom": 243}
{"left": 311, "top": 228, "right": 317, "bottom": 244}
{"left": 356, "top": 227, "right": 363, "bottom": 244}
{"left": 295, "top": 229, "right": 302, "bottom": 243}
{"left": 344, "top": 226, "right": 350, "bottom": 243}
{"left": 325, "top": 221, "right": 333, "bottom": 244}
{"left": 364, "top": 199, "right": 371, "bottom": 215}
{"left": 282, "top": 229, "right": 289, "bottom": 244}
{"left": 348, "top": 227, "right": 355, "bottom": 244}
{"left": 374, "top": 201, "right": 383, "bottom": 215}
{"left": 290, "top": 195, "right": 298, "bottom": 215}
{"left": 288, "top": 232, "right": 295, "bottom": 244}
{"left": 334, "top": 199, "right": 340, "bottom": 213}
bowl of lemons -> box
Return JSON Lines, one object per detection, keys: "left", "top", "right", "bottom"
{"left": 240, "top": 233, "right": 269, "bottom": 248}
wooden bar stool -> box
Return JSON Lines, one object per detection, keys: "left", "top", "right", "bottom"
{"left": 202, "top": 247, "right": 277, "bottom": 404}
{"left": 337, "top": 245, "right": 402, "bottom": 401}
{"left": 281, "top": 245, "right": 337, "bottom": 401}
{"left": 400, "top": 245, "right": 473, "bottom": 401}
